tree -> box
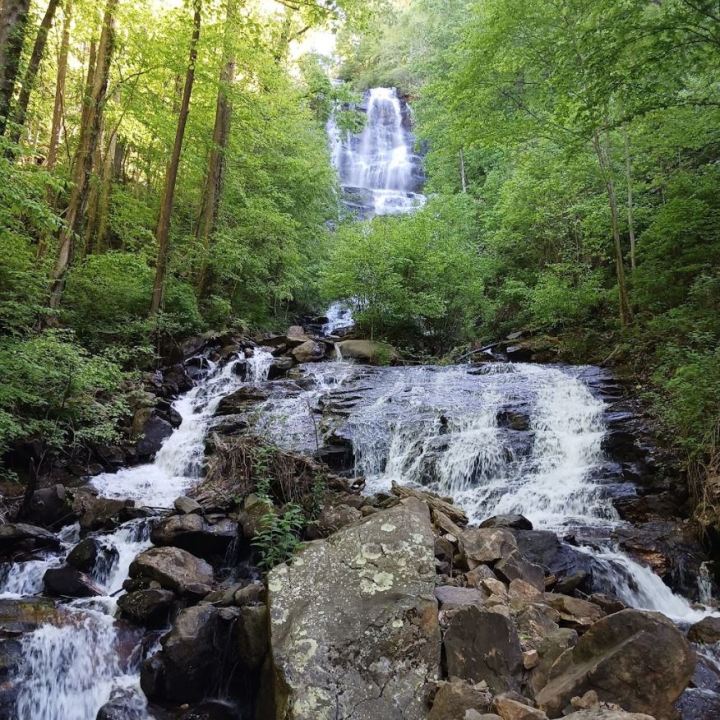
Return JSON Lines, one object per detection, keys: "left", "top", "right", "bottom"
{"left": 0, "top": 0, "right": 31, "bottom": 134}
{"left": 46, "top": 0, "right": 72, "bottom": 172}
{"left": 8, "top": 0, "right": 62, "bottom": 148}
{"left": 149, "top": 0, "right": 201, "bottom": 316}
{"left": 48, "top": 0, "right": 118, "bottom": 311}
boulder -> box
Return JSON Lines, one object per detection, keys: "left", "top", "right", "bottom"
{"left": 0, "top": 597, "right": 63, "bottom": 633}
{"left": 133, "top": 410, "right": 174, "bottom": 459}
{"left": 150, "top": 514, "right": 238, "bottom": 558}
{"left": 687, "top": 616, "right": 720, "bottom": 645}
{"left": 129, "top": 547, "right": 213, "bottom": 597}
{"left": 336, "top": 339, "right": 401, "bottom": 365}
{"left": 268, "top": 356, "right": 295, "bottom": 380}
{"left": 70, "top": 490, "right": 135, "bottom": 532}
{"left": 287, "top": 326, "right": 311, "bottom": 344}
{"left": 141, "top": 605, "right": 223, "bottom": 703}
{"left": 511, "top": 530, "right": 592, "bottom": 582}
{"left": 444, "top": 605, "right": 523, "bottom": 694}
{"left": 530, "top": 628, "right": 577, "bottom": 694}
{"left": 174, "top": 496, "right": 202, "bottom": 514}
{"left": 0, "top": 523, "right": 60, "bottom": 556}
{"left": 95, "top": 689, "right": 147, "bottom": 720}
{"left": 267, "top": 498, "right": 440, "bottom": 720}
{"left": 495, "top": 551, "right": 545, "bottom": 591}
{"left": 67, "top": 537, "right": 118, "bottom": 575}
{"left": 23, "top": 484, "right": 72, "bottom": 528}
{"left": 516, "top": 604, "right": 562, "bottom": 653}
{"left": 480, "top": 514, "right": 533, "bottom": 531}
{"left": 215, "top": 386, "right": 270, "bottom": 415}
{"left": 543, "top": 594, "right": 605, "bottom": 632}
{"left": 239, "top": 494, "right": 275, "bottom": 539}
{"left": 117, "top": 588, "right": 175, "bottom": 627}
{"left": 494, "top": 696, "right": 548, "bottom": 720}
{"left": 233, "top": 604, "right": 268, "bottom": 671}
{"left": 428, "top": 680, "right": 493, "bottom": 720}
{"left": 43, "top": 565, "right": 101, "bottom": 598}
{"left": 536, "top": 609, "right": 695, "bottom": 719}
{"left": 311, "top": 503, "right": 362, "bottom": 537}
{"left": 290, "top": 340, "right": 326, "bottom": 363}
{"left": 435, "top": 586, "right": 487, "bottom": 610}
{"left": 564, "top": 711, "right": 655, "bottom": 720}
{"left": 460, "top": 528, "right": 517, "bottom": 568}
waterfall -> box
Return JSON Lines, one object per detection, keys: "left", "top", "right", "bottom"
{"left": 322, "top": 302, "right": 354, "bottom": 336}
{"left": 3, "top": 355, "right": 261, "bottom": 720}
{"left": 329, "top": 87, "right": 425, "bottom": 217}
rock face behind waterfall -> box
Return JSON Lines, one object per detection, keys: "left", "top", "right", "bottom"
{"left": 267, "top": 497, "right": 440, "bottom": 720}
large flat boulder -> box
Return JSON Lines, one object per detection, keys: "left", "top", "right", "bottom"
{"left": 129, "top": 546, "right": 213, "bottom": 597}
{"left": 536, "top": 610, "right": 695, "bottom": 719}
{"left": 336, "top": 340, "right": 401, "bottom": 365}
{"left": 267, "top": 497, "right": 440, "bottom": 720}
{"left": 150, "top": 513, "right": 238, "bottom": 558}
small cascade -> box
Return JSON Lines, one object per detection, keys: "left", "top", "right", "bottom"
{"left": 247, "top": 347, "right": 274, "bottom": 384}
{"left": 91, "top": 358, "right": 245, "bottom": 506}
{"left": 322, "top": 302, "right": 354, "bottom": 336}
{"left": 700, "top": 561, "right": 715, "bottom": 606}
{"left": 329, "top": 87, "right": 425, "bottom": 217}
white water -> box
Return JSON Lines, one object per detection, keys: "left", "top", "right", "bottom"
{"left": 329, "top": 87, "right": 425, "bottom": 216}
{"left": 91, "top": 358, "right": 247, "bottom": 507}
{"left": 322, "top": 302, "right": 354, "bottom": 336}
{"left": 4, "top": 354, "right": 272, "bottom": 720}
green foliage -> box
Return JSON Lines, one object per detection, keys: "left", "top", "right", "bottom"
{"left": 251, "top": 503, "right": 305, "bottom": 570}
{"left": 0, "top": 331, "right": 127, "bottom": 463}
{"left": 322, "top": 196, "right": 482, "bottom": 352}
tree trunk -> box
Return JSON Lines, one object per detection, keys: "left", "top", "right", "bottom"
{"left": 149, "top": 0, "right": 202, "bottom": 316}
{"left": 46, "top": 0, "right": 72, "bottom": 171}
{"left": 196, "top": 0, "right": 236, "bottom": 297}
{"left": 592, "top": 130, "right": 633, "bottom": 327}
{"left": 624, "top": 126, "right": 637, "bottom": 274}
{"left": 9, "top": 0, "right": 61, "bottom": 147}
{"left": 0, "top": 0, "right": 31, "bottom": 135}
{"left": 95, "top": 130, "right": 117, "bottom": 251}
{"left": 48, "top": 0, "right": 118, "bottom": 311}
{"left": 83, "top": 125, "right": 104, "bottom": 255}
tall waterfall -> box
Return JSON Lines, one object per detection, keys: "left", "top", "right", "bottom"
{"left": 328, "top": 87, "right": 425, "bottom": 217}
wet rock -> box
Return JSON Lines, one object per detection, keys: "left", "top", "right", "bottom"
{"left": 179, "top": 701, "right": 239, "bottom": 720}
{"left": 480, "top": 514, "right": 533, "bottom": 531}
{"left": 174, "top": 496, "right": 202, "bottom": 514}
{"left": 159, "top": 364, "right": 194, "bottom": 397}
{"left": 215, "top": 386, "right": 270, "bottom": 415}
{"left": 117, "top": 588, "right": 175, "bottom": 627}
{"left": 71, "top": 490, "right": 136, "bottom": 532}
{"left": 676, "top": 687, "right": 720, "bottom": 720}
{"left": 512, "top": 530, "right": 593, "bottom": 584}
{"left": 142, "top": 604, "right": 225, "bottom": 703}
{"left": 543, "top": 594, "right": 605, "bottom": 632}
{"left": 268, "top": 356, "right": 295, "bottom": 380}
{"left": 130, "top": 546, "right": 214, "bottom": 597}
{"left": 150, "top": 514, "right": 238, "bottom": 559}
{"left": 133, "top": 410, "right": 174, "bottom": 460}
{"left": 536, "top": 609, "right": 695, "bottom": 719}
{"left": 428, "top": 680, "right": 494, "bottom": 719}
{"left": 444, "top": 605, "right": 523, "bottom": 694}
{"left": 587, "top": 593, "right": 626, "bottom": 615}
{"left": 233, "top": 581, "right": 265, "bottom": 606}
{"left": 239, "top": 494, "right": 275, "bottom": 539}
{"left": 267, "top": 498, "right": 440, "bottom": 720}
{"left": 460, "top": 527, "right": 517, "bottom": 567}
{"left": 336, "top": 339, "right": 401, "bottom": 364}
{"left": 0, "top": 523, "right": 60, "bottom": 556}
{"left": 44, "top": 565, "right": 101, "bottom": 597}
{"left": 0, "top": 597, "right": 63, "bottom": 633}
{"left": 688, "top": 616, "right": 720, "bottom": 645}
{"left": 23, "top": 484, "right": 72, "bottom": 528}
{"left": 233, "top": 604, "right": 268, "bottom": 671}
{"left": 96, "top": 688, "right": 147, "bottom": 719}
{"left": 67, "top": 537, "right": 118, "bottom": 575}
{"left": 496, "top": 410, "right": 531, "bottom": 432}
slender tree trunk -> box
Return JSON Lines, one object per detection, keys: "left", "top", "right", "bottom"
{"left": 46, "top": 0, "right": 71, "bottom": 171}
{"left": 83, "top": 125, "right": 104, "bottom": 255}
{"left": 623, "top": 126, "right": 637, "bottom": 274}
{"left": 48, "top": 0, "right": 118, "bottom": 311}
{"left": 95, "top": 130, "right": 117, "bottom": 251}
{"left": 149, "top": 0, "right": 202, "bottom": 316}
{"left": 0, "top": 0, "right": 31, "bottom": 135}
{"left": 9, "top": 0, "right": 61, "bottom": 147}
{"left": 196, "top": 0, "right": 236, "bottom": 297}
{"left": 592, "top": 130, "right": 633, "bottom": 327}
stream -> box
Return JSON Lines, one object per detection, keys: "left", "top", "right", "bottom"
{"left": 1, "top": 86, "right": 718, "bottom": 719}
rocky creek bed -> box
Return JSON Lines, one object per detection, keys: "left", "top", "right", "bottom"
{"left": 1, "top": 326, "right": 720, "bottom": 720}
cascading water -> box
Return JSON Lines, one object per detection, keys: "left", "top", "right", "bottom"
{"left": 2, "top": 352, "right": 270, "bottom": 720}
{"left": 322, "top": 302, "right": 354, "bottom": 336}
{"left": 328, "top": 87, "right": 425, "bottom": 217}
